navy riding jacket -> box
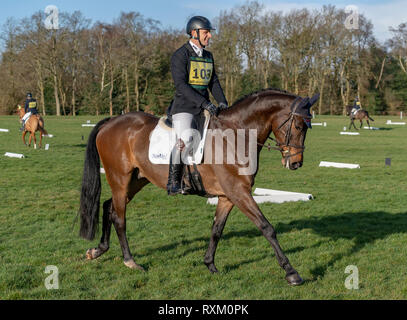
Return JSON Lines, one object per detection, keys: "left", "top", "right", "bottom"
{"left": 167, "top": 42, "right": 228, "bottom": 116}
{"left": 25, "top": 98, "right": 39, "bottom": 115}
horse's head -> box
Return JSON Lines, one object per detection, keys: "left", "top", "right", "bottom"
{"left": 17, "top": 105, "right": 24, "bottom": 122}
{"left": 345, "top": 105, "right": 352, "bottom": 116}
{"left": 272, "top": 94, "right": 319, "bottom": 170}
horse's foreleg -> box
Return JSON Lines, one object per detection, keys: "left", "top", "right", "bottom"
{"left": 22, "top": 132, "right": 27, "bottom": 146}
{"left": 351, "top": 119, "right": 358, "bottom": 130}
{"left": 86, "top": 198, "right": 113, "bottom": 260}
{"left": 28, "top": 133, "right": 33, "bottom": 147}
{"left": 204, "top": 196, "right": 234, "bottom": 273}
{"left": 234, "top": 194, "right": 303, "bottom": 286}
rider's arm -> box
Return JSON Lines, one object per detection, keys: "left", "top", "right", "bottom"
{"left": 24, "top": 100, "right": 29, "bottom": 113}
{"left": 208, "top": 56, "right": 228, "bottom": 106}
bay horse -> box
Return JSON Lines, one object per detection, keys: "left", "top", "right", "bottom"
{"left": 79, "top": 88, "right": 320, "bottom": 286}
{"left": 18, "top": 106, "right": 48, "bottom": 148}
{"left": 346, "top": 105, "right": 374, "bottom": 130}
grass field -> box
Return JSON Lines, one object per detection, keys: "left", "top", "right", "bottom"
{"left": 0, "top": 113, "right": 407, "bottom": 300}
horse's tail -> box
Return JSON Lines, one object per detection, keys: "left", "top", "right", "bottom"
{"left": 368, "top": 115, "right": 374, "bottom": 121}
{"left": 79, "top": 117, "right": 111, "bottom": 241}
{"left": 38, "top": 117, "right": 48, "bottom": 136}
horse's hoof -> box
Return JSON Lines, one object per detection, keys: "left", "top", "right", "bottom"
{"left": 124, "top": 259, "right": 145, "bottom": 271}
{"left": 206, "top": 263, "right": 219, "bottom": 273}
{"left": 86, "top": 248, "right": 99, "bottom": 260}
{"left": 285, "top": 272, "right": 304, "bottom": 286}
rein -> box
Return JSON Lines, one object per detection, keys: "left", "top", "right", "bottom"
{"left": 257, "top": 97, "right": 306, "bottom": 160}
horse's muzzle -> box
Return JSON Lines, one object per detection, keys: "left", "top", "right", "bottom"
{"left": 289, "top": 161, "right": 303, "bottom": 170}
{"left": 282, "top": 158, "right": 303, "bottom": 170}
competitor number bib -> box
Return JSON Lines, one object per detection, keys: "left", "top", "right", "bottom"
{"left": 189, "top": 56, "right": 213, "bottom": 89}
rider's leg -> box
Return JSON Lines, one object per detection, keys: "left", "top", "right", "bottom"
{"left": 167, "top": 113, "right": 194, "bottom": 195}
{"left": 20, "top": 112, "right": 31, "bottom": 131}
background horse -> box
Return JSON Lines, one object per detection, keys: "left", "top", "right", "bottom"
{"left": 346, "top": 105, "right": 374, "bottom": 130}
{"left": 78, "top": 89, "right": 319, "bottom": 286}
{"left": 18, "top": 106, "right": 47, "bottom": 148}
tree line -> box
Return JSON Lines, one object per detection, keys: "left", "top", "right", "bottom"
{"left": 0, "top": 1, "right": 406, "bottom": 116}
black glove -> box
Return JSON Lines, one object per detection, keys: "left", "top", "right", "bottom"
{"left": 218, "top": 102, "right": 228, "bottom": 112}
{"left": 202, "top": 101, "right": 218, "bottom": 117}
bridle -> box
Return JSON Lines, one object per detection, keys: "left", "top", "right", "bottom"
{"left": 257, "top": 96, "right": 310, "bottom": 161}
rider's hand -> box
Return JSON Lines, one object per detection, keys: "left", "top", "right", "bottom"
{"left": 218, "top": 102, "right": 228, "bottom": 112}
{"left": 202, "top": 101, "right": 219, "bottom": 117}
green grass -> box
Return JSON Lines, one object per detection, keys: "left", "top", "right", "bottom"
{"left": 0, "top": 114, "right": 407, "bottom": 300}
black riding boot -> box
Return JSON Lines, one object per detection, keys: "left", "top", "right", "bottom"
{"left": 167, "top": 149, "right": 184, "bottom": 196}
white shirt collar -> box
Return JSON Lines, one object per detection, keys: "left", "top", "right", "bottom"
{"left": 189, "top": 40, "right": 203, "bottom": 57}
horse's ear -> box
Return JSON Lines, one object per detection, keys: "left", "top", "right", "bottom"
{"left": 309, "top": 93, "right": 320, "bottom": 107}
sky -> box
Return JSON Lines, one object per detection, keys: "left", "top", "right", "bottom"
{"left": 0, "top": 0, "right": 406, "bottom": 44}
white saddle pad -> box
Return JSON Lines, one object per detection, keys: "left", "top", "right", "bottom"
{"left": 148, "top": 111, "right": 211, "bottom": 165}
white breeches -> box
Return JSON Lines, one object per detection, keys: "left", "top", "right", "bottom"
{"left": 172, "top": 112, "right": 194, "bottom": 148}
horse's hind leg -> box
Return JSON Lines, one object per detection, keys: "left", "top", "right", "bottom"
{"left": 39, "top": 130, "right": 43, "bottom": 148}
{"left": 360, "top": 120, "right": 363, "bottom": 129}
{"left": 86, "top": 198, "right": 113, "bottom": 260}
{"left": 110, "top": 189, "right": 144, "bottom": 271}
{"left": 108, "top": 172, "right": 149, "bottom": 270}
{"left": 204, "top": 197, "right": 234, "bottom": 273}
{"left": 33, "top": 133, "right": 37, "bottom": 149}
{"left": 366, "top": 119, "right": 371, "bottom": 128}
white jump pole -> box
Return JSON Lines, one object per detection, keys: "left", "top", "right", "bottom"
{"left": 340, "top": 132, "right": 360, "bottom": 135}
{"left": 207, "top": 188, "right": 314, "bottom": 205}
{"left": 4, "top": 152, "right": 25, "bottom": 159}
{"left": 387, "top": 120, "right": 405, "bottom": 125}
{"left": 319, "top": 161, "right": 360, "bottom": 169}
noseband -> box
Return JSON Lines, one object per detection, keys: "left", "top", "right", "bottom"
{"left": 258, "top": 97, "right": 309, "bottom": 160}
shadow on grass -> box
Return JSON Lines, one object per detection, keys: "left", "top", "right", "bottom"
{"left": 275, "top": 211, "right": 407, "bottom": 280}
{"left": 73, "top": 144, "right": 87, "bottom": 148}
{"left": 139, "top": 211, "right": 407, "bottom": 281}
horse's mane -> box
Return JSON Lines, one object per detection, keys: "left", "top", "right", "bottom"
{"left": 230, "top": 87, "right": 297, "bottom": 107}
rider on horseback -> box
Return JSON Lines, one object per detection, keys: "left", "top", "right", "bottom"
{"left": 166, "top": 16, "right": 229, "bottom": 196}
{"left": 20, "top": 92, "right": 39, "bottom": 132}
{"left": 351, "top": 96, "right": 361, "bottom": 116}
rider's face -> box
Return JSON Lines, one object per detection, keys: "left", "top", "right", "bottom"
{"left": 192, "top": 29, "right": 212, "bottom": 47}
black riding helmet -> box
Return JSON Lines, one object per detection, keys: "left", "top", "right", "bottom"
{"left": 186, "top": 16, "right": 215, "bottom": 48}
{"left": 27, "top": 92, "right": 32, "bottom": 98}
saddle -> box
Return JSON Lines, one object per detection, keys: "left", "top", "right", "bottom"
{"left": 148, "top": 110, "right": 212, "bottom": 197}
{"left": 149, "top": 110, "right": 210, "bottom": 165}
